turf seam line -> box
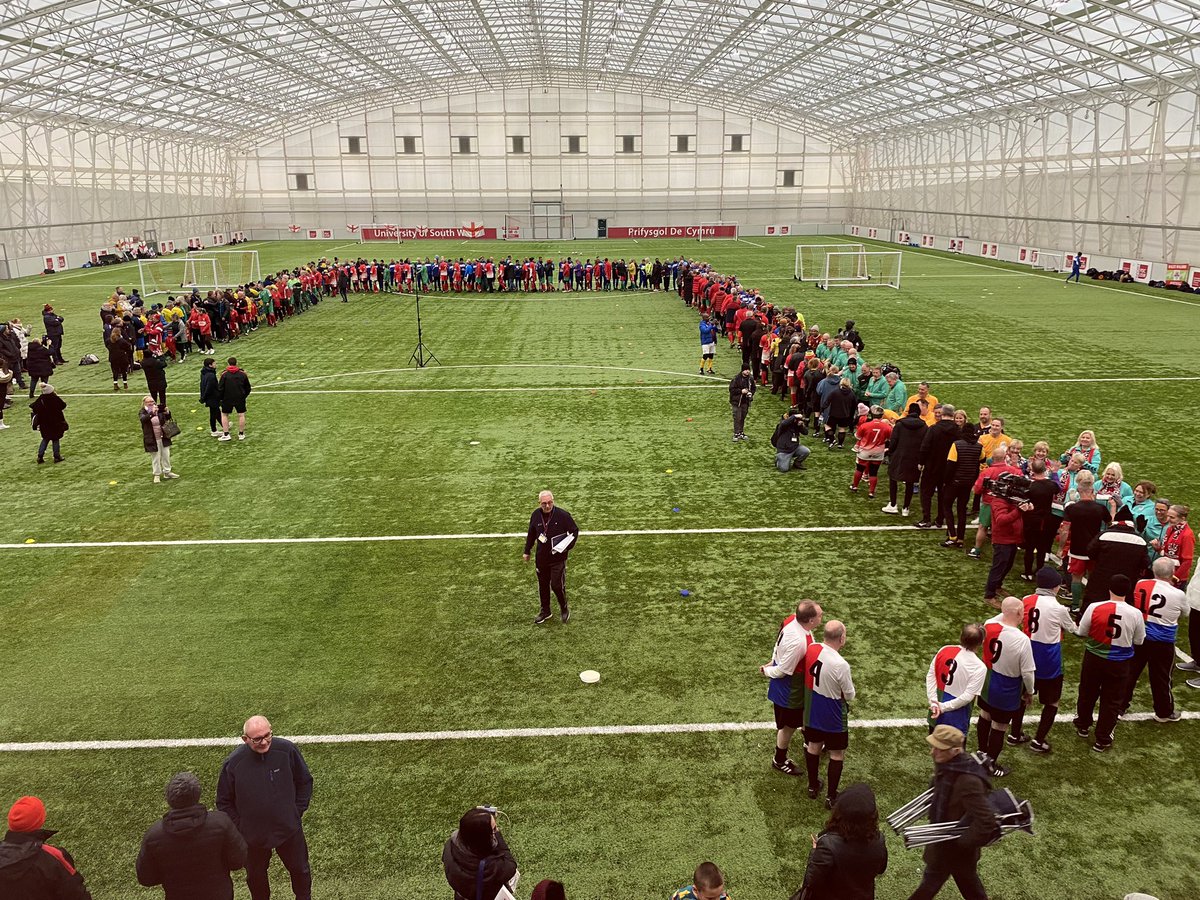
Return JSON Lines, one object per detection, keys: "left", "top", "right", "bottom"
{"left": 1, "top": 711, "right": 1194, "bottom": 753}
{"left": 0, "top": 524, "right": 946, "bottom": 550}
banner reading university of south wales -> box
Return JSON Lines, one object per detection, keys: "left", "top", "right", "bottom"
{"left": 360, "top": 224, "right": 498, "bottom": 241}
{"left": 606, "top": 225, "right": 737, "bottom": 239}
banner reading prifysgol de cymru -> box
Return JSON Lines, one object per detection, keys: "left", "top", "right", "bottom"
{"left": 606, "top": 225, "right": 737, "bottom": 239}
{"left": 360, "top": 224, "right": 498, "bottom": 240}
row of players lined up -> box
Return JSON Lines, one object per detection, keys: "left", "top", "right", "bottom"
{"left": 303, "top": 255, "right": 692, "bottom": 293}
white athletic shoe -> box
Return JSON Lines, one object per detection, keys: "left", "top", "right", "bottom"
{"left": 0, "top": 422, "right": 9, "bottom": 430}
{"left": 218, "top": 433, "right": 232, "bottom": 442}
{"left": 902, "top": 507, "right": 911, "bottom": 517}
{"left": 881, "top": 504, "right": 899, "bottom": 514}
{"left": 238, "top": 432, "right": 246, "bottom": 441}
{"left": 153, "top": 475, "right": 161, "bottom": 484}
{"left": 210, "top": 430, "right": 220, "bottom": 437}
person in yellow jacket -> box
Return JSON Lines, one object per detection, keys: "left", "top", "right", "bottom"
{"left": 904, "top": 382, "right": 940, "bottom": 426}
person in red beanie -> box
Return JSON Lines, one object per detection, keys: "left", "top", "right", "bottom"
{"left": 531, "top": 880, "right": 567, "bottom": 900}
{"left": 0, "top": 795, "right": 91, "bottom": 898}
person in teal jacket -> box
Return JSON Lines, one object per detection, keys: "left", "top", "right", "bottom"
{"left": 864, "top": 365, "right": 889, "bottom": 406}
{"left": 827, "top": 340, "right": 850, "bottom": 372}
{"left": 882, "top": 371, "right": 908, "bottom": 416}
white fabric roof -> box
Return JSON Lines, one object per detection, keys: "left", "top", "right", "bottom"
{"left": 2, "top": 0, "right": 1198, "bottom": 141}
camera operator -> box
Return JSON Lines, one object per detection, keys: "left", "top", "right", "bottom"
{"left": 771, "top": 407, "right": 811, "bottom": 473}
{"left": 442, "top": 807, "right": 519, "bottom": 900}
{"left": 976, "top": 467, "right": 1032, "bottom": 608}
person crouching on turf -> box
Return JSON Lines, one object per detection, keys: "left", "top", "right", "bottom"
{"left": 772, "top": 407, "right": 811, "bottom": 473}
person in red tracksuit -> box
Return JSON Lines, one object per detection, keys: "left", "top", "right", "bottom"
{"left": 980, "top": 484, "right": 1030, "bottom": 608}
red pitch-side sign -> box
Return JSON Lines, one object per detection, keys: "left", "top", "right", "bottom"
{"left": 360, "top": 224, "right": 497, "bottom": 240}
{"left": 607, "top": 225, "right": 737, "bottom": 239}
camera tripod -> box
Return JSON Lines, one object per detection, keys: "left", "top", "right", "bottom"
{"left": 408, "top": 290, "right": 439, "bottom": 368}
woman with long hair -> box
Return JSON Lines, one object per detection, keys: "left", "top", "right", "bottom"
{"left": 793, "top": 782, "right": 887, "bottom": 900}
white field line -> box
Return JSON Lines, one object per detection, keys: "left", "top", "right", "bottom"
{"left": 1, "top": 710, "right": 1194, "bottom": 753}
{"left": 255, "top": 363, "right": 719, "bottom": 388}
{"left": 1, "top": 524, "right": 931, "bottom": 551}
{"left": 61, "top": 384, "right": 728, "bottom": 398}
{"left": 738, "top": 238, "right": 765, "bottom": 248}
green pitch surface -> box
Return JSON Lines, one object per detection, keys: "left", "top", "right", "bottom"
{"left": 1, "top": 237, "right": 1198, "bottom": 899}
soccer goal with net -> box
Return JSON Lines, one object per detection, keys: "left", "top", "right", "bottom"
{"left": 208, "top": 249, "right": 261, "bottom": 286}
{"left": 139, "top": 257, "right": 220, "bottom": 297}
{"left": 795, "top": 243, "right": 865, "bottom": 280}
{"left": 818, "top": 251, "right": 902, "bottom": 290}
{"left": 698, "top": 222, "right": 739, "bottom": 241}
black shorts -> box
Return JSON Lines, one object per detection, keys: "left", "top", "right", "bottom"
{"left": 221, "top": 401, "right": 247, "bottom": 414}
{"left": 827, "top": 415, "right": 853, "bottom": 428}
{"left": 773, "top": 704, "right": 804, "bottom": 730}
{"left": 803, "top": 727, "right": 849, "bottom": 751}
{"left": 1035, "top": 675, "right": 1063, "bottom": 706}
{"left": 978, "top": 699, "right": 1019, "bottom": 725}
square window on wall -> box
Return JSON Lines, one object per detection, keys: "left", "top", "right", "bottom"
{"left": 454, "top": 135, "right": 477, "bottom": 154}
{"left": 673, "top": 134, "right": 695, "bottom": 153}
{"left": 562, "top": 135, "right": 586, "bottom": 154}
{"left": 509, "top": 135, "right": 529, "bottom": 154}
{"left": 288, "top": 173, "right": 313, "bottom": 191}
{"left": 398, "top": 136, "right": 421, "bottom": 155}
{"left": 618, "top": 134, "right": 640, "bottom": 153}
{"left": 725, "top": 134, "right": 749, "bottom": 152}
{"left": 341, "top": 136, "right": 365, "bottom": 155}
{"left": 778, "top": 169, "right": 798, "bottom": 187}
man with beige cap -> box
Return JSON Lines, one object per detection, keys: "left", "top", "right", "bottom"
{"left": 908, "top": 725, "right": 998, "bottom": 900}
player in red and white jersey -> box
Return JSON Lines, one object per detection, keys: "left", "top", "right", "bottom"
{"left": 926, "top": 623, "right": 986, "bottom": 738}
{"left": 759, "top": 600, "right": 822, "bottom": 777}
{"left": 978, "top": 597, "right": 1035, "bottom": 777}
{"left": 802, "top": 621, "right": 856, "bottom": 809}
{"left": 1073, "top": 574, "right": 1146, "bottom": 752}
{"left": 851, "top": 406, "right": 892, "bottom": 498}
{"left": 1122, "top": 557, "right": 1188, "bottom": 721}
{"left": 1007, "top": 568, "right": 1076, "bottom": 753}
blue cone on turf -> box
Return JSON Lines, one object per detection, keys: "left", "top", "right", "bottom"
{"left": 680, "top": 589, "right": 691, "bottom": 597}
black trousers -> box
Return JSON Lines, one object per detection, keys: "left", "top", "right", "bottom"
{"left": 1123, "top": 640, "right": 1175, "bottom": 718}
{"left": 1022, "top": 514, "right": 1058, "bottom": 575}
{"left": 919, "top": 471, "right": 943, "bottom": 523}
{"left": 146, "top": 382, "right": 166, "bottom": 406}
{"left": 48, "top": 333, "right": 65, "bottom": 364}
{"left": 536, "top": 557, "right": 568, "bottom": 616}
{"left": 207, "top": 402, "right": 222, "bottom": 433}
{"left": 945, "top": 483, "right": 972, "bottom": 541}
{"left": 246, "top": 827, "right": 311, "bottom": 900}
{"left": 908, "top": 844, "right": 986, "bottom": 900}
{"left": 1075, "top": 653, "right": 1130, "bottom": 745}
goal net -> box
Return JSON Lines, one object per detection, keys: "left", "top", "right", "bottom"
{"left": 499, "top": 216, "right": 524, "bottom": 240}
{"left": 359, "top": 225, "right": 405, "bottom": 244}
{"left": 818, "top": 251, "right": 902, "bottom": 290}
{"left": 795, "top": 243, "right": 865, "bottom": 280}
{"left": 139, "top": 257, "right": 220, "bottom": 297}
{"left": 207, "top": 249, "right": 261, "bottom": 287}
{"left": 698, "top": 222, "right": 739, "bottom": 241}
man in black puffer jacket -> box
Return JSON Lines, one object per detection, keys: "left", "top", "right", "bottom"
{"left": 442, "top": 807, "right": 519, "bottom": 900}
{"left": 137, "top": 772, "right": 247, "bottom": 900}
{"left": 916, "top": 404, "right": 959, "bottom": 529}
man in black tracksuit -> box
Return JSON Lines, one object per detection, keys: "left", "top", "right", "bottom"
{"left": 729, "top": 364, "right": 756, "bottom": 441}
{"left": 216, "top": 716, "right": 313, "bottom": 900}
{"left": 523, "top": 490, "right": 580, "bottom": 625}
{"left": 916, "top": 404, "right": 959, "bottom": 528}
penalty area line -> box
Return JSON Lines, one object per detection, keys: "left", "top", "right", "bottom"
{"left": 1, "top": 711, "right": 1195, "bottom": 753}
{"left": 1, "top": 524, "right": 932, "bottom": 551}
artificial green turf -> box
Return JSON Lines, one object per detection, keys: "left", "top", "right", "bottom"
{"left": 1, "top": 237, "right": 1198, "bottom": 898}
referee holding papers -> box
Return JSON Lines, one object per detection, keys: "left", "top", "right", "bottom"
{"left": 523, "top": 490, "right": 580, "bottom": 625}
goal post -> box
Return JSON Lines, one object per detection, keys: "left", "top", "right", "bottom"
{"left": 698, "top": 222, "right": 739, "bottom": 241}
{"left": 139, "top": 257, "right": 220, "bottom": 297}
{"left": 207, "top": 249, "right": 261, "bottom": 287}
{"left": 795, "top": 243, "right": 865, "bottom": 280}
{"left": 818, "top": 251, "right": 902, "bottom": 290}
{"left": 499, "top": 216, "right": 525, "bottom": 240}
{"left": 358, "top": 225, "right": 405, "bottom": 244}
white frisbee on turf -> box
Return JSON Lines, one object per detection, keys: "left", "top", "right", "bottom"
{"left": 579, "top": 670, "right": 601, "bottom": 684}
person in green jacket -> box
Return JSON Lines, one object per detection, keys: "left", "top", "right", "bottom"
{"left": 827, "top": 340, "right": 850, "bottom": 372}
{"left": 883, "top": 371, "right": 908, "bottom": 416}
{"left": 815, "top": 334, "right": 835, "bottom": 364}
{"left": 847, "top": 357, "right": 869, "bottom": 401}
{"left": 864, "top": 365, "right": 889, "bottom": 406}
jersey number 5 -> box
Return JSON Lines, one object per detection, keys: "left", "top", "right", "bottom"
{"left": 1106, "top": 613, "right": 1123, "bottom": 640}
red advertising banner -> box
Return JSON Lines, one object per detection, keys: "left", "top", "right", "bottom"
{"left": 1165, "top": 263, "right": 1189, "bottom": 285}
{"left": 948, "top": 238, "right": 965, "bottom": 253}
{"left": 850, "top": 226, "right": 862, "bottom": 236}
{"left": 360, "top": 224, "right": 497, "bottom": 241}
{"left": 1192, "top": 270, "right": 1200, "bottom": 289}
{"left": 606, "top": 225, "right": 737, "bottom": 239}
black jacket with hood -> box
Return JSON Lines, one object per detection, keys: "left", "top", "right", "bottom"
{"left": 136, "top": 804, "right": 247, "bottom": 900}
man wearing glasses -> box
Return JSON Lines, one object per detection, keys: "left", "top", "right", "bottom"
{"left": 217, "top": 716, "right": 314, "bottom": 900}
{"left": 523, "top": 490, "right": 580, "bottom": 625}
